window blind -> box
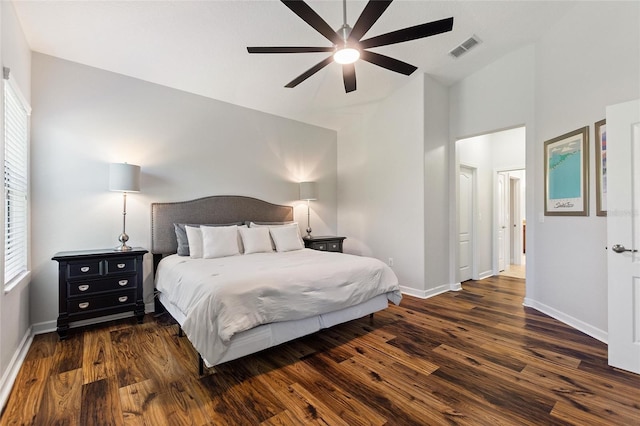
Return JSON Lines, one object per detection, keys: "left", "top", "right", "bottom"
{"left": 4, "top": 70, "right": 30, "bottom": 286}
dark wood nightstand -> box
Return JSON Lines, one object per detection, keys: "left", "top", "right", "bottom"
{"left": 303, "top": 236, "right": 346, "bottom": 253}
{"left": 52, "top": 247, "right": 148, "bottom": 340}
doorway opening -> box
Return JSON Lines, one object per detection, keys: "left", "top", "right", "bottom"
{"left": 497, "top": 169, "right": 526, "bottom": 279}
{"left": 455, "top": 126, "right": 526, "bottom": 283}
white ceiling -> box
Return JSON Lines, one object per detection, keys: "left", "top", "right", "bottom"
{"left": 13, "top": 0, "right": 576, "bottom": 130}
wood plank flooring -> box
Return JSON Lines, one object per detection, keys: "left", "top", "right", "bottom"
{"left": 2, "top": 275, "right": 639, "bottom": 425}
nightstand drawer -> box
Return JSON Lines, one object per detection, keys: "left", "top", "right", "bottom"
{"left": 106, "top": 257, "right": 137, "bottom": 274}
{"left": 327, "top": 242, "right": 342, "bottom": 252}
{"left": 310, "top": 242, "right": 328, "bottom": 251}
{"left": 67, "top": 260, "right": 102, "bottom": 279}
{"left": 68, "top": 276, "right": 137, "bottom": 296}
{"left": 68, "top": 290, "right": 136, "bottom": 314}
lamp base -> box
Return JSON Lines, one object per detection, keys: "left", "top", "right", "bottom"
{"left": 115, "top": 232, "right": 132, "bottom": 251}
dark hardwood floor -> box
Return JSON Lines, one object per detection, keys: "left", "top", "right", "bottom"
{"left": 1, "top": 275, "right": 639, "bottom": 425}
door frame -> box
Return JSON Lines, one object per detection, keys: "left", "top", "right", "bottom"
{"left": 495, "top": 171, "right": 509, "bottom": 273}
{"left": 450, "top": 125, "right": 527, "bottom": 288}
{"left": 509, "top": 175, "right": 523, "bottom": 265}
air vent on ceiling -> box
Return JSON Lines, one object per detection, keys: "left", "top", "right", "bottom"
{"left": 449, "top": 35, "right": 481, "bottom": 58}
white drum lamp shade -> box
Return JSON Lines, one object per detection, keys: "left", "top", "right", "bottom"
{"left": 109, "top": 163, "right": 141, "bottom": 192}
{"left": 109, "top": 163, "right": 141, "bottom": 251}
{"left": 299, "top": 181, "right": 317, "bottom": 201}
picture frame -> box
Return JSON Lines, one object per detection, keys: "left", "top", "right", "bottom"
{"left": 594, "top": 119, "right": 607, "bottom": 216}
{"left": 544, "top": 126, "right": 589, "bottom": 216}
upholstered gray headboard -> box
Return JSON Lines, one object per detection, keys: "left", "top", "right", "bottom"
{"left": 150, "top": 195, "right": 293, "bottom": 255}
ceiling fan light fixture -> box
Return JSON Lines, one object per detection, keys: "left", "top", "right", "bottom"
{"left": 334, "top": 46, "right": 360, "bottom": 64}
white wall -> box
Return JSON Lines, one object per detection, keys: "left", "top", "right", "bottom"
{"left": 423, "top": 75, "right": 451, "bottom": 294}
{"left": 337, "top": 76, "right": 426, "bottom": 293}
{"left": 29, "top": 53, "right": 337, "bottom": 329}
{"left": 0, "top": 0, "right": 32, "bottom": 410}
{"left": 337, "top": 74, "right": 451, "bottom": 297}
{"left": 451, "top": 2, "right": 640, "bottom": 341}
{"left": 532, "top": 2, "right": 640, "bottom": 339}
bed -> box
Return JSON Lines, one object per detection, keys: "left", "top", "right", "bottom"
{"left": 151, "top": 195, "right": 401, "bottom": 374}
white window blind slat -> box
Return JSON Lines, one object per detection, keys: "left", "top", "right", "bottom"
{"left": 4, "top": 72, "right": 30, "bottom": 286}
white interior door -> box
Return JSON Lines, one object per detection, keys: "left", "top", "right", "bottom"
{"left": 459, "top": 167, "right": 474, "bottom": 282}
{"left": 607, "top": 99, "right": 640, "bottom": 374}
{"left": 510, "top": 177, "right": 523, "bottom": 265}
{"left": 497, "top": 173, "right": 508, "bottom": 272}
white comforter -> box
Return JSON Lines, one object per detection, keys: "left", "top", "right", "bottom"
{"left": 155, "top": 249, "right": 401, "bottom": 364}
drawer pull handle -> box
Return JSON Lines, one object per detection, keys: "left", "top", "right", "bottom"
{"left": 118, "top": 280, "right": 128, "bottom": 286}
{"left": 118, "top": 296, "right": 128, "bottom": 303}
{"left": 80, "top": 266, "right": 90, "bottom": 273}
{"left": 117, "top": 263, "right": 126, "bottom": 269}
{"left": 78, "top": 285, "right": 89, "bottom": 292}
{"left": 78, "top": 302, "right": 89, "bottom": 309}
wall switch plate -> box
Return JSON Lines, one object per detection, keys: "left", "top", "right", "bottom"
{"left": 388, "top": 258, "right": 394, "bottom": 267}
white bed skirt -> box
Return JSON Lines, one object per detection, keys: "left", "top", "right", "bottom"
{"left": 158, "top": 292, "right": 390, "bottom": 367}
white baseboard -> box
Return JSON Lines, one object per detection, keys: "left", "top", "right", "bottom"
{"left": 450, "top": 282, "right": 462, "bottom": 291}
{"left": 400, "top": 283, "right": 452, "bottom": 299}
{"left": 478, "top": 270, "right": 493, "bottom": 280}
{"left": 523, "top": 297, "right": 608, "bottom": 343}
{"left": 0, "top": 327, "right": 33, "bottom": 412}
{"left": 31, "top": 319, "right": 56, "bottom": 335}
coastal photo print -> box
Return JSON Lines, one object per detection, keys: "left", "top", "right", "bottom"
{"left": 544, "top": 126, "right": 589, "bottom": 216}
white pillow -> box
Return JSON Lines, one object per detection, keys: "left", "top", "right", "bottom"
{"left": 269, "top": 225, "right": 304, "bottom": 252}
{"left": 239, "top": 227, "right": 273, "bottom": 254}
{"left": 237, "top": 224, "right": 247, "bottom": 253}
{"left": 249, "top": 222, "right": 303, "bottom": 249}
{"left": 185, "top": 225, "right": 204, "bottom": 259}
{"left": 201, "top": 225, "right": 241, "bottom": 259}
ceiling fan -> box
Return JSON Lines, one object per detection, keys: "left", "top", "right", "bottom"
{"left": 247, "top": 0, "right": 454, "bottom": 93}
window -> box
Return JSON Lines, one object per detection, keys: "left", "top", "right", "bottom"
{"left": 3, "top": 67, "right": 30, "bottom": 288}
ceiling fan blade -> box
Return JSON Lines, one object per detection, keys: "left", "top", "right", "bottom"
{"left": 348, "top": 0, "right": 393, "bottom": 43}
{"left": 342, "top": 64, "right": 356, "bottom": 93}
{"left": 281, "top": 0, "right": 342, "bottom": 45}
{"left": 247, "top": 46, "right": 334, "bottom": 54}
{"left": 360, "top": 50, "right": 417, "bottom": 75}
{"left": 359, "top": 17, "right": 454, "bottom": 49}
{"left": 285, "top": 56, "right": 334, "bottom": 88}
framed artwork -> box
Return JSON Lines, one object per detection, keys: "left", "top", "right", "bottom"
{"left": 544, "top": 126, "right": 589, "bottom": 216}
{"left": 595, "top": 119, "right": 607, "bottom": 216}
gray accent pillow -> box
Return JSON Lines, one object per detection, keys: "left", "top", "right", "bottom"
{"left": 174, "top": 222, "right": 243, "bottom": 256}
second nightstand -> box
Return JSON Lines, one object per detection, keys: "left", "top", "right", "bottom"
{"left": 303, "top": 236, "right": 346, "bottom": 253}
